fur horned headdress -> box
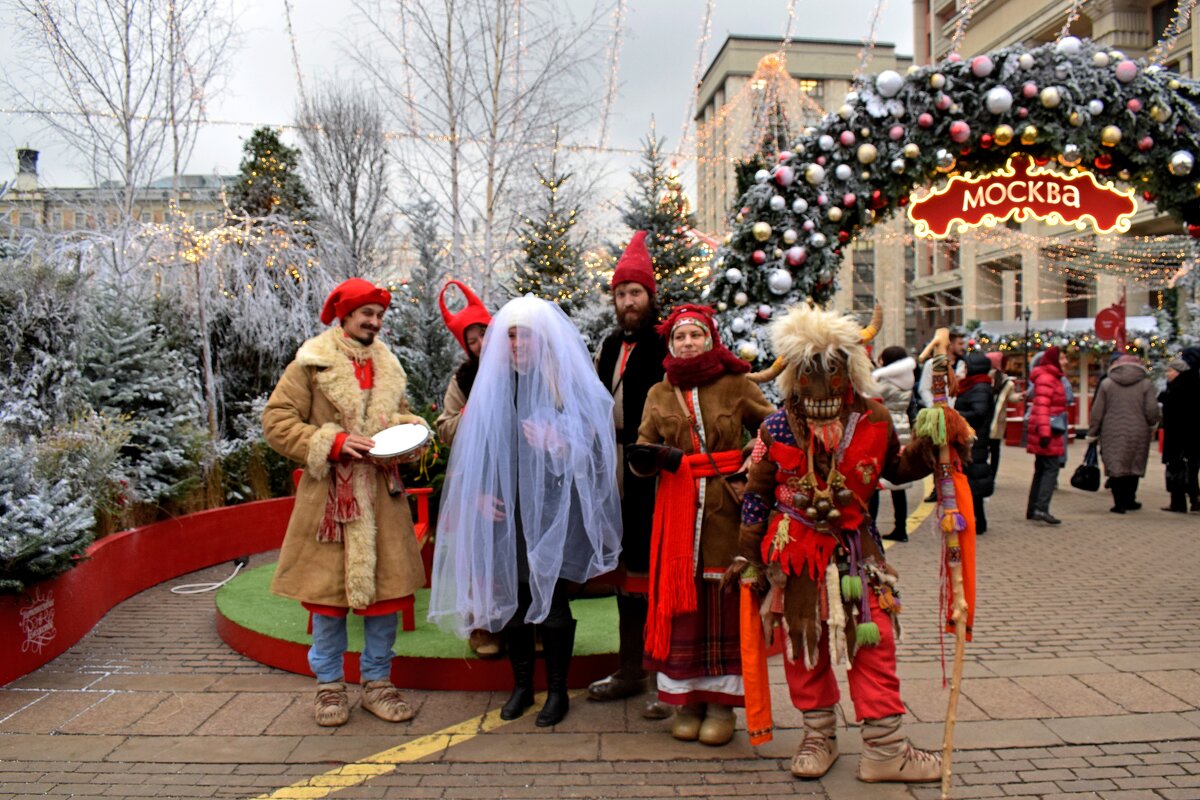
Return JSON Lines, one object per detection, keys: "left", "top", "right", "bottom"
{"left": 752, "top": 301, "right": 883, "bottom": 398}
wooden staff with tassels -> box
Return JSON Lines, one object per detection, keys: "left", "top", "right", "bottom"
{"left": 915, "top": 329, "right": 977, "bottom": 800}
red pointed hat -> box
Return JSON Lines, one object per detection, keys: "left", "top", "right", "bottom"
{"left": 320, "top": 278, "right": 391, "bottom": 325}
{"left": 438, "top": 279, "right": 492, "bottom": 352}
{"left": 611, "top": 230, "right": 657, "bottom": 295}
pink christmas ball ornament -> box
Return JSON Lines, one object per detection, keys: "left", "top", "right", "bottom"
{"left": 918, "top": 113, "right": 934, "bottom": 128}
{"left": 889, "top": 125, "right": 905, "bottom": 140}
{"left": 1022, "top": 82, "right": 1038, "bottom": 99}
{"left": 949, "top": 120, "right": 971, "bottom": 143}
{"left": 1126, "top": 98, "right": 1142, "bottom": 113}
{"left": 842, "top": 192, "right": 857, "bottom": 207}
{"left": 752, "top": 250, "right": 767, "bottom": 265}
{"left": 839, "top": 130, "right": 856, "bottom": 147}
{"left": 1114, "top": 61, "right": 1138, "bottom": 83}
{"left": 786, "top": 246, "right": 807, "bottom": 266}
{"left": 970, "top": 55, "right": 994, "bottom": 78}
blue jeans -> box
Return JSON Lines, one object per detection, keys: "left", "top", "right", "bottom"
{"left": 309, "top": 612, "right": 398, "bottom": 683}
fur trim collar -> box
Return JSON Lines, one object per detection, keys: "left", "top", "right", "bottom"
{"left": 297, "top": 328, "right": 409, "bottom": 437}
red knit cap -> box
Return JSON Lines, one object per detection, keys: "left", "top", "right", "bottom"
{"left": 985, "top": 351, "right": 1003, "bottom": 370}
{"left": 320, "top": 278, "right": 391, "bottom": 325}
{"left": 438, "top": 280, "right": 492, "bottom": 353}
{"left": 611, "top": 230, "right": 657, "bottom": 295}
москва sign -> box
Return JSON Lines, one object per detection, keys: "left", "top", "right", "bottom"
{"left": 907, "top": 155, "right": 1138, "bottom": 239}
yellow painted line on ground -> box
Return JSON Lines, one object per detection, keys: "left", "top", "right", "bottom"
{"left": 883, "top": 476, "right": 936, "bottom": 551}
{"left": 252, "top": 690, "right": 583, "bottom": 800}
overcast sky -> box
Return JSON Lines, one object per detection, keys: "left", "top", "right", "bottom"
{"left": 1, "top": 0, "right": 912, "bottom": 214}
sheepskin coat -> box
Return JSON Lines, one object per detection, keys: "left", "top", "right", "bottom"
{"left": 1087, "top": 362, "right": 1160, "bottom": 477}
{"left": 263, "top": 327, "right": 428, "bottom": 609}
{"left": 872, "top": 356, "right": 915, "bottom": 445}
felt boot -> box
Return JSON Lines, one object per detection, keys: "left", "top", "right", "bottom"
{"left": 313, "top": 682, "right": 349, "bottom": 727}
{"left": 500, "top": 624, "right": 536, "bottom": 720}
{"left": 671, "top": 703, "right": 705, "bottom": 741}
{"left": 857, "top": 714, "right": 941, "bottom": 783}
{"left": 536, "top": 619, "right": 576, "bottom": 727}
{"left": 361, "top": 680, "right": 415, "bottom": 722}
{"left": 790, "top": 707, "right": 838, "bottom": 779}
{"left": 698, "top": 703, "right": 736, "bottom": 746}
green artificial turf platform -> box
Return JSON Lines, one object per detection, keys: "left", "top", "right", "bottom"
{"left": 215, "top": 562, "right": 621, "bottom": 690}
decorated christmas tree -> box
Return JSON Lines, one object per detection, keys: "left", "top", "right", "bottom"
{"left": 708, "top": 37, "right": 1200, "bottom": 371}
{"left": 227, "top": 127, "right": 315, "bottom": 221}
{"left": 510, "top": 147, "right": 593, "bottom": 317}
{"left": 614, "top": 130, "right": 711, "bottom": 311}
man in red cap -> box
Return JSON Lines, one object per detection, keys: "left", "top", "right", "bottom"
{"left": 263, "top": 277, "right": 429, "bottom": 727}
{"left": 588, "top": 230, "right": 671, "bottom": 718}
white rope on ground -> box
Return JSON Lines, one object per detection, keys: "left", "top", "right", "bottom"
{"left": 170, "top": 558, "right": 247, "bottom": 594}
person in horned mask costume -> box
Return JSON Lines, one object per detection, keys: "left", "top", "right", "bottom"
{"left": 728, "top": 302, "right": 954, "bottom": 783}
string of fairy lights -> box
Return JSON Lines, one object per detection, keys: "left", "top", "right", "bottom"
{"left": 1058, "top": 0, "right": 1085, "bottom": 40}
{"left": 852, "top": 0, "right": 889, "bottom": 81}
{"left": 596, "top": 0, "right": 627, "bottom": 150}
{"left": 677, "top": 0, "right": 716, "bottom": 154}
{"left": 1150, "top": 0, "right": 1198, "bottom": 64}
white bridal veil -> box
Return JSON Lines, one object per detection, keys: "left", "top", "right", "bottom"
{"left": 428, "top": 296, "right": 622, "bottom": 636}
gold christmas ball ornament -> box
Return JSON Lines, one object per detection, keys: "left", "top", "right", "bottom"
{"left": 1069, "top": 111, "right": 1082, "bottom": 127}
{"left": 930, "top": 72, "right": 946, "bottom": 89}
{"left": 827, "top": 207, "right": 843, "bottom": 222}
{"left": 903, "top": 142, "right": 920, "bottom": 159}
{"left": 752, "top": 221, "right": 772, "bottom": 241}
{"left": 1020, "top": 125, "right": 1038, "bottom": 145}
{"left": 1150, "top": 105, "right": 1172, "bottom": 123}
{"left": 1169, "top": 79, "right": 1181, "bottom": 90}
{"left": 723, "top": 232, "right": 733, "bottom": 244}
{"left": 994, "top": 124, "right": 1014, "bottom": 146}
{"left": 1194, "top": 181, "right": 1200, "bottom": 196}
{"left": 857, "top": 143, "right": 878, "bottom": 164}
{"left": 1100, "top": 125, "right": 1122, "bottom": 147}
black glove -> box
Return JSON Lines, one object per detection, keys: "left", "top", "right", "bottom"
{"left": 626, "top": 443, "right": 684, "bottom": 476}
{"left": 1039, "top": 436, "right": 1051, "bottom": 449}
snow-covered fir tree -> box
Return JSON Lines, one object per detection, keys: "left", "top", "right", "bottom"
{"left": 227, "top": 127, "right": 315, "bottom": 221}
{"left": 81, "top": 284, "right": 204, "bottom": 505}
{"left": 389, "top": 197, "right": 458, "bottom": 410}
{"left": 613, "top": 130, "right": 711, "bottom": 311}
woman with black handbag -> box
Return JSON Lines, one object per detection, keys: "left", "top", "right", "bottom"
{"left": 1160, "top": 351, "right": 1200, "bottom": 513}
{"left": 1025, "top": 347, "right": 1069, "bottom": 524}
{"left": 957, "top": 353, "right": 996, "bottom": 533}
{"left": 1085, "top": 355, "right": 1160, "bottom": 513}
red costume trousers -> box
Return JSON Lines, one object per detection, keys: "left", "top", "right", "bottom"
{"left": 783, "top": 591, "right": 907, "bottom": 722}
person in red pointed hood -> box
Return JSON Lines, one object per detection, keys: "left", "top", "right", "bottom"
{"left": 434, "top": 280, "right": 500, "bottom": 658}
{"left": 588, "top": 230, "right": 671, "bottom": 717}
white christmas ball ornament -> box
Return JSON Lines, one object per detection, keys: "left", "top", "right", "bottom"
{"left": 890, "top": 157, "right": 906, "bottom": 174}
{"left": 1056, "top": 36, "right": 1082, "bottom": 56}
{"left": 985, "top": 86, "right": 1013, "bottom": 114}
{"left": 819, "top": 134, "right": 835, "bottom": 151}
{"left": 1169, "top": 150, "right": 1195, "bottom": 176}
{"left": 734, "top": 291, "right": 749, "bottom": 307}
{"left": 782, "top": 228, "right": 798, "bottom": 245}
{"left": 1059, "top": 144, "right": 1083, "bottom": 166}
{"left": 810, "top": 232, "right": 828, "bottom": 248}
{"left": 786, "top": 246, "right": 807, "bottom": 266}
{"left": 835, "top": 164, "right": 853, "bottom": 181}
{"left": 792, "top": 198, "right": 808, "bottom": 214}
{"left": 730, "top": 317, "right": 747, "bottom": 334}
{"left": 754, "top": 169, "right": 771, "bottom": 184}
{"left": 1088, "top": 99, "right": 1104, "bottom": 115}
{"left": 724, "top": 267, "right": 743, "bottom": 284}
{"left": 767, "top": 269, "right": 794, "bottom": 294}
{"left": 875, "top": 70, "right": 904, "bottom": 98}
{"left": 717, "top": 302, "right": 728, "bottom": 312}
{"left": 769, "top": 195, "right": 786, "bottom": 211}
{"left": 1018, "top": 53, "right": 1035, "bottom": 69}
{"left": 737, "top": 341, "right": 759, "bottom": 361}
{"left": 774, "top": 165, "right": 796, "bottom": 186}
{"left": 1093, "top": 51, "right": 1110, "bottom": 67}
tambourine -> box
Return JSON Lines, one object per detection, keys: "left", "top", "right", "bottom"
{"left": 369, "top": 423, "right": 431, "bottom": 463}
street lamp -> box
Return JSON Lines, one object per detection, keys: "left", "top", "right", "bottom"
{"left": 1022, "top": 306, "right": 1032, "bottom": 386}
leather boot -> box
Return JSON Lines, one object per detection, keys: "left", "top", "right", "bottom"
{"left": 588, "top": 594, "right": 648, "bottom": 702}
{"left": 500, "top": 624, "right": 536, "bottom": 720}
{"left": 857, "top": 714, "right": 941, "bottom": 783}
{"left": 790, "top": 707, "right": 838, "bottom": 779}
{"left": 536, "top": 619, "right": 576, "bottom": 727}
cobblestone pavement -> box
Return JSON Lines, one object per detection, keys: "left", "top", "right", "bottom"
{"left": 2, "top": 447, "right": 1198, "bottom": 800}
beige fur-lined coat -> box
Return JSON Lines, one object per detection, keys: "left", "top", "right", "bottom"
{"left": 263, "top": 327, "right": 428, "bottom": 609}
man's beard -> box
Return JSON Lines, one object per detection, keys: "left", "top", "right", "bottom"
{"left": 617, "top": 304, "right": 655, "bottom": 333}
{"left": 353, "top": 330, "right": 377, "bottom": 345}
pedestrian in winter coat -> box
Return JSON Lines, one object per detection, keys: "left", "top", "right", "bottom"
{"left": 870, "top": 346, "right": 915, "bottom": 541}
{"left": 956, "top": 353, "right": 996, "bottom": 533}
{"left": 1086, "top": 355, "right": 1160, "bottom": 513}
{"left": 1160, "top": 348, "right": 1200, "bottom": 513}
{"left": 588, "top": 231, "right": 672, "bottom": 720}
{"left": 1025, "top": 346, "right": 1069, "bottom": 524}
{"left": 434, "top": 280, "right": 499, "bottom": 658}
{"left": 985, "top": 351, "right": 1021, "bottom": 479}
{"left": 263, "top": 278, "right": 429, "bottom": 728}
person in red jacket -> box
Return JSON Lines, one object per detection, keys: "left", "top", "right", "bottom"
{"left": 1025, "top": 346, "right": 1069, "bottom": 525}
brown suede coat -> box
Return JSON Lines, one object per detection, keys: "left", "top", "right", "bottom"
{"left": 636, "top": 373, "right": 774, "bottom": 570}
{"left": 263, "top": 327, "right": 428, "bottom": 609}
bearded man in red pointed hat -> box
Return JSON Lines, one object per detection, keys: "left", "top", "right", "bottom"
{"left": 587, "top": 230, "right": 673, "bottom": 719}
{"left": 263, "top": 278, "right": 429, "bottom": 728}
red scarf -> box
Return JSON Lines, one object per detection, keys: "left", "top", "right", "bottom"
{"left": 957, "top": 373, "right": 992, "bottom": 393}
{"left": 663, "top": 348, "right": 749, "bottom": 388}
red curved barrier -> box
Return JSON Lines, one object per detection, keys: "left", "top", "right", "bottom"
{"left": 0, "top": 497, "right": 294, "bottom": 687}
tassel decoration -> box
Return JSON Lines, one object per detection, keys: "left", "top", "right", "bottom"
{"left": 841, "top": 574, "right": 862, "bottom": 601}
{"left": 855, "top": 621, "right": 881, "bottom": 646}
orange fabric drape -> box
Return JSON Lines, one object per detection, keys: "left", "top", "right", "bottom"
{"left": 644, "top": 449, "right": 743, "bottom": 661}
{"left": 945, "top": 469, "right": 977, "bottom": 641}
{"left": 740, "top": 584, "right": 773, "bottom": 745}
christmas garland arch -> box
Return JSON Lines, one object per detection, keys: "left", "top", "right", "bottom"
{"left": 708, "top": 36, "right": 1200, "bottom": 366}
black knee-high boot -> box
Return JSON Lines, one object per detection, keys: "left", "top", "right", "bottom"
{"left": 500, "top": 624, "right": 536, "bottom": 720}
{"left": 536, "top": 619, "right": 576, "bottom": 727}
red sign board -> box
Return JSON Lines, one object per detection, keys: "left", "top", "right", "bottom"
{"left": 1094, "top": 307, "right": 1123, "bottom": 340}
{"left": 908, "top": 155, "right": 1137, "bottom": 239}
